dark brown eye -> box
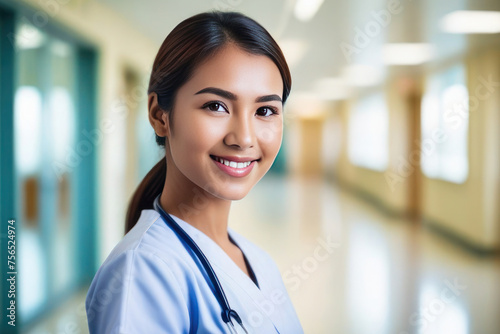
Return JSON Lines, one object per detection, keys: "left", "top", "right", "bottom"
{"left": 208, "top": 103, "right": 221, "bottom": 111}
{"left": 256, "top": 107, "right": 276, "bottom": 117}
{"left": 204, "top": 102, "right": 227, "bottom": 112}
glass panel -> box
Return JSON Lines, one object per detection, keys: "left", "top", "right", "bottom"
{"left": 48, "top": 37, "right": 77, "bottom": 295}
{"left": 14, "top": 21, "right": 79, "bottom": 322}
{"left": 14, "top": 21, "right": 48, "bottom": 321}
{"left": 348, "top": 92, "right": 389, "bottom": 171}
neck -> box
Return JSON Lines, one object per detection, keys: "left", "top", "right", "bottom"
{"left": 160, "top": 164, "right": 232, "bottom": 248}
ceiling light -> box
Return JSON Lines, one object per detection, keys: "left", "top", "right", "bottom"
{"left": 440, "top": 10, "right": 500, "bottom": 34}
{"left": 383, "top": 43, "right": 434, "bottom": 65}
{"left": 294, "top": 0, "right": 324, "bottom": 22}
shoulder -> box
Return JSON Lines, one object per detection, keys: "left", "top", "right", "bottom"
{"left": 85, "top": 211, "right": 197, "bottom": 333}
{"left": 100, "top": 209, "right": 185, "bottom": 266}
{"left": 86, "top": 247, "right": 193, "bottom": 333}
{"left": 90, "top": 209, "right": 198, "bottom": 288}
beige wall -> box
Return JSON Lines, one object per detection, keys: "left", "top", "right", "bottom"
{"left": 333, "top": 85, "right": 412, "bottom": 216}
{"left": 420, "top": 50, "right": 500, "bottom": 250}
{"left": 298, "top": 118, "right": 324, "bottom": 175}
{"left": 286, "top": 98, "right": 329, "bottom": 176}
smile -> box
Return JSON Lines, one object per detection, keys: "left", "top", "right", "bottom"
{"left": 210, "top": 155, "right": 259, "bottom": 177}
{"left": 213, "top": 156, "right": 252, "bottom": 168}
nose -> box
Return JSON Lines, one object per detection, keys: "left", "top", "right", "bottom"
{"left": 223, "top": 113, "right": 255, "bottom": 149}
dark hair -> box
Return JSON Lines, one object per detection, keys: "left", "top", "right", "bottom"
{"left": 125, "top": 11, "right": 292, "bottom": 234}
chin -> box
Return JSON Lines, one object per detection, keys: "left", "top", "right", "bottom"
{"left": 210, "top": 185, "right": 252, "bottom": 201}
{"left": 222, "top": 190, "right": 250, "bottom": 201}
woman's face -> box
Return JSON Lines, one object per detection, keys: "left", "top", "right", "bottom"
{"left": 165, "top": 44, "right": 284, "bottom": 201}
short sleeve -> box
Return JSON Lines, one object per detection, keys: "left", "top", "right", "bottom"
{"left": 85, "top": 249, "right": 190, "bottom": 334}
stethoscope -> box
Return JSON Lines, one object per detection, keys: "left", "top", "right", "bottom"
{"left": 153, "top": 194, "right": 249, "bottom": 334}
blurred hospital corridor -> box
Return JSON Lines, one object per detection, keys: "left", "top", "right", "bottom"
{"left": 1, "top": 0, "right": 500, "bottom": 333}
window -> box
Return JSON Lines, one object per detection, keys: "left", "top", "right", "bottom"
{"left": 421, "top": 64, "right": 468, "bottom": 183}
{"left": 348, "top": 92, "right": 389, "bottom": 171}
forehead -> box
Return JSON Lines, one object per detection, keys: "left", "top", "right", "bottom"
{"left": 180, "top": 44, "right": 283, "bottom": 98}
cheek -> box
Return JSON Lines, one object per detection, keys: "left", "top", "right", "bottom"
{"left": 257, "top": 120, "right": 283, "bottom": 157}
{"left": 174, "top": 116, "right": 224, "bottom": 154}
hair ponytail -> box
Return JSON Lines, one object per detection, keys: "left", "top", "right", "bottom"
{"left": 125, "top": 157, "right": 166, "bottom": 234}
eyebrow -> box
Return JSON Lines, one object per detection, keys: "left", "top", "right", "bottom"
{"left": 195, "top": 87, "right": 282, "bottom": 103}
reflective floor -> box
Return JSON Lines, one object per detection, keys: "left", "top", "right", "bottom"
{"left": 25, "top": 175, "right": 500, "bottom": 334}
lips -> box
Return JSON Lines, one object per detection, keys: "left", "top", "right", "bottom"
{"left": 212, "top": 156, "right": 252, "bottom": 168}
{"left": 210, "top": 155, "right": 259, "bottom": 177}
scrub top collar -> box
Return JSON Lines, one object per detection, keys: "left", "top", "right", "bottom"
{"left": 147, "top": 210, "right": 287, "bottom": 333}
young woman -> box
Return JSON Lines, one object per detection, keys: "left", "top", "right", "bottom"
{"left": 86, "top": 11, "right": 303, "bottom": 333}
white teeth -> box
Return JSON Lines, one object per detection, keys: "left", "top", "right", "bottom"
{"left": 214, "top": 157, "right": 252, "bottom": 168}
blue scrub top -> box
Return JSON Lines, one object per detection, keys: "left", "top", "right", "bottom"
{"left": 85, "top": 209, "right": 303, "bottom": 333}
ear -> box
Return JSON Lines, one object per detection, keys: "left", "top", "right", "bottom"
{"left": 148, "top": 92, "right": 170, "bottom": 138}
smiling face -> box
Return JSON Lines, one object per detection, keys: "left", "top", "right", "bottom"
{"left": 160, "top": 43, "right": 284, "bottom": 201}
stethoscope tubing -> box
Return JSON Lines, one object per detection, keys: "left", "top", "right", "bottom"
{"left": 153, "top": 194, "right": 248, "bottom": 333}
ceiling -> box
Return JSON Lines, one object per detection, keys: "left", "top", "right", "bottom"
{"left": 97, "top": 0, "right": 500, "bottom": 98}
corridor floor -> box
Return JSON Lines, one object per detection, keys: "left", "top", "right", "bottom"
{"left": 230, "top": 175, "right": 500, "bottom": 334}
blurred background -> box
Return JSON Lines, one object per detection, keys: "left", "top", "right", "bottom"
{"left": 1, "top": 0, "right": 499, "bottom": 333}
